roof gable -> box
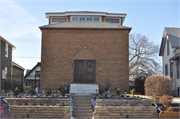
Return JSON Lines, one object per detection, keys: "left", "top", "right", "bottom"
{"left": 159, "top": 27, "right": 180, "bottom": 56}
{"left": 24, "top": 62, "right": 41, "bottom": 78}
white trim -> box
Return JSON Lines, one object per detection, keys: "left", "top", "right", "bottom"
{"left": 5, "top": 43, "right": 8, "bottom": 57}
{"left": 106, "top": 14, "right": 126, "bottom": 17}
{"left": 51, "top": 17, "right": 68, "bottom": 24}
{"left": 66, "top": 13, "right": 106, "bottom": 16}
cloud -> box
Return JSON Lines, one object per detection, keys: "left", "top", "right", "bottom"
{"left": 0, "top": 0, "right": 40, "bottom": 39}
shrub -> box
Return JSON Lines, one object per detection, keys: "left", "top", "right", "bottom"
{"left": 47, "top": 88, "right": 52, "bottom": 95}
{"left": 105, "top": 79, "right": 111, "bottom": 92}
{"left": 130, "top": 89, "right": 135, "bottom": 96}
{"left": 61, "top": 87, "right": 66, "bottom": 96}
{"left": 144, "top": 75, "right": 172, "bottom": 102}
{"left": 159, "top": 95, "right": 173, "bottom": 112}
{"left": 14, "top": 87, "right": 20, "bottom": 96}
{"left": 99, "top": 87, "right": 103, "bottom": 95}
{"left": 31, "top": 89, "right": 36, "bottom": 95}
{"left": 116, "top": 88, "right": 120, "bottom": 96}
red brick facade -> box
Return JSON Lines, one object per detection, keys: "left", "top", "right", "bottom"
{"left": 40, "top": 28, "right": 130, "bottom": 93}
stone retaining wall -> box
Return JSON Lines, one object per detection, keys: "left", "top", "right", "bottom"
{"left": 5, "top": 98, "right": 69, "bottom": 106}
{"left": 96, "top": 99, "right": 152, "bottom": 106}
{"left": 94, "top": 106, "right": 158, "bottom": 118}
{"left": 11, "top": 106, "right": 71, "bottom": 118}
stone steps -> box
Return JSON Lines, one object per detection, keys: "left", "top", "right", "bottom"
{"left": 73, "top": 95, "right": 92, "bottom": 119}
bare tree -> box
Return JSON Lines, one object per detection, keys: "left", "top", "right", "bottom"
{"left": 129, "top": 33, "right": 161, "bottom": 76}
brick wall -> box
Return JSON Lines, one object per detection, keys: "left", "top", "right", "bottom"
{"left": 40, "top": 28, "right": 130, "bottom": 93}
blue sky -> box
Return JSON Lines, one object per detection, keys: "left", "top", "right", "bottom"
{"left": 0, "top": 0, "right": 179, "bottom": 70}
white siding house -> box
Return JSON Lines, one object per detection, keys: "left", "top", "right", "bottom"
{"left": 24, "top": 62, "right": 41, "bottom": 92}
{"left": 159, "top": 27, "right": 180, "bottom": 97}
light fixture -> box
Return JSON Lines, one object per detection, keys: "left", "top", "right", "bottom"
{"left": 97, "top": 59, "right": 99, "bottom": 64}
{"left": 71, "top": 59, "right": 73, "bottom": 63}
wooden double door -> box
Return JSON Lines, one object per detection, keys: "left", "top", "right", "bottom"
{"left": 74, "top": 60, "right": 96, "bottom": 83}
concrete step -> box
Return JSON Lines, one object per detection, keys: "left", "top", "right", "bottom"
{"left": 73, "top": 113, "right": 92, "bottom": 117}
{"left": 72, "top": 117, "right": 92, "bottom": 119}
{"left": 74, "top": 103, "right": 91, "bottom": 106}
{"left": 74, "top": 100, "right": 91, "bottom": 103}
{"left": 74, "top": 97, "right": 91, "bottom": 100}
{"left": 73, "top": 106, "right": 92, "bottom": 110}
{"left": 70, "top": 84, "right": 98, "bottom": 94}
{"left": 73, "top": 110, "right": 92, "bottom": 113}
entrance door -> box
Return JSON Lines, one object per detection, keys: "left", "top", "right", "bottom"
{"left": 74, "top": 60, "right": 96, "bottom": 83}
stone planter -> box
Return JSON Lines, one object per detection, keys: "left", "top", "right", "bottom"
{"left": 94, "top": 106, "right": 158, "bottom": 118}
{"left": 11, "top": 106, "right": 71, "bottom": 118}
{"left": 159, "top": 112, "right": 180, "bottom": 118}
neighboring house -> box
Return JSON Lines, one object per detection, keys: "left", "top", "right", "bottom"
{"left": 24, "top": 62, "right": 41, "bottom": 92}
{"left": 12, "top": 62, "right": 25, "bottom": 92}
{"left": 39, "top": 11, "right": 132, "bottom": 93}
{"left": 159, "top": 27, "right": 180, "bottom": 97}
{"left": 0, "top": 36, "right": 16, "bottom": 93}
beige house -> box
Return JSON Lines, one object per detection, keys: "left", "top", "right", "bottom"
{"left": 39, "top": 11, "right": 131, "bottom": 93}
{"left": 159, "top": 27, "right": 180, "bottom": 97}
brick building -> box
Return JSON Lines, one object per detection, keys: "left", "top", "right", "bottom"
{"left": 39, "top": 11, "right": 131, "bottom": 93}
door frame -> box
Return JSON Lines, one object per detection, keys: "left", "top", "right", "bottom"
{"left": 73, "top": 60, "right": 96, "bottom": 84}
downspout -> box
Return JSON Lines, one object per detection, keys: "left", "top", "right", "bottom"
{"left": 11, "top": 47, "right": 16, "bottom": 91}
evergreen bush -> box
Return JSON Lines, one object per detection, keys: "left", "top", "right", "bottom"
{"left": 31, "top": 89, "right": 36, "bottom": 95}
{"left": 61, "top": 87, "right": 66, "bottom": 96}
{"left": 130, "top": 88, "right": 135, "bottom": 96}
{"left": 47, "top": 88, "right": 52, "bottom": 95}
{"left": 116, "top": 88, "right": 120, "bottom": 96}
{"left": 99, "top": 87, "right": 103, "bottom": 95}
{"left": 14, "top": 87, "right": 20, "bottom": 96}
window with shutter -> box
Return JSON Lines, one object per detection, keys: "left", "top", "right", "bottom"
{"left": 167, "top": 40, "right": 169, "bottom": 55}
{"left": 170, "top": 63, "right": 173, "bottom": 78}
{"left": 177, "top": 62, "right": 179, "bottom": 79}
{"left": 165, "top": 64, "right": 168, "bottom": 76}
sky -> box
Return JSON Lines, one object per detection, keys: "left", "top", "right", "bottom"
{"left": 0, "top": 0, "right": 179, "bottom": 70}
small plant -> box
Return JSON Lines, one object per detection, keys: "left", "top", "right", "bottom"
{"left": 47, "top": 88, "right": 52, "bottom": 95}
{"left": 14, "top": 87, "right": 20, "bottom": 96}
{"left": 13, "top": 100, "right": 17, "bottom": 106}
{"left": 61, "top": 87, "right": 66, "bottom": 96}
{"left": 130, "top": 88, "right": 135, "bottom": 96}
{"left": 126, "top": 104, "right": 130, "bottom": 107}
{"left": 99, "top": 87, "right": 103, "bottom": 95}
{"left": 43, "top": 103, "right": 47, "bottom": 106}
{"left": 31, "top": 89, "right": 36, "bottom": 95}
{"left": 159, "top": 95, "right": 173, "bottom": 112}
{"left": 27, "top": 100, "right": 32, "bottom": 106}
{"left": 116, "top": 88, "right": 120, "bottom": 96}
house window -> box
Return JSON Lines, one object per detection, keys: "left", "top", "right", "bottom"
{"left": 35, "top": 71, "right": 40, "bottom": 78}
{"left": 87, "top": 17, "right": 92, "bottom": 21}
{"left": 177, "top": 62, "right": 179, "bottom": 79}
{"left": 94, "top": 17, "right": 100, "bottom": 21}
{"left": 167, "top": 40, "right": 169, "bottom": 55}
{"left": 72, "top": 17, "right": 78, "bottom": 21}
{"left": 2, "top": 67, "right": 7, "bottom": 79}
{"left": 79, "top": 17, "right": 85, "bottom": 21}
{"left": 5, "top": 43, "right": 8, "bottom": 57}
{"left": 2, "top": 70, "right": 5, "bottom": 79}
{"left": 165, "top": 64, "right": 168, "bottom": 76}
{"left": 52, "top": 18, "right": 66, "bottom": 22}
{"left": 105, "top": 19, "right": 119, "bottom": 23}
{"left": 170, "top": 63, "right": 173, "bottom": 78}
